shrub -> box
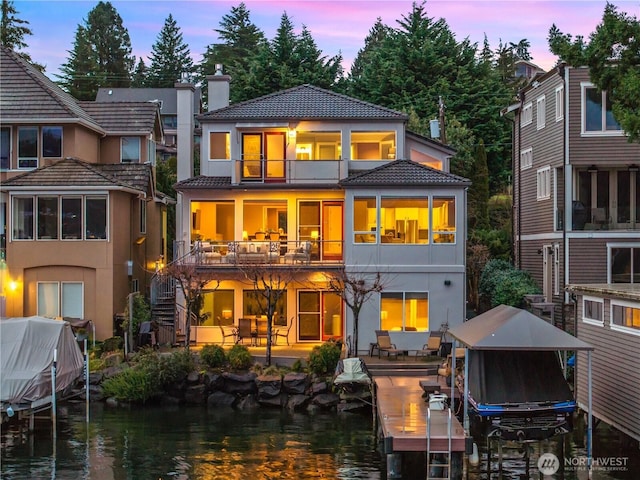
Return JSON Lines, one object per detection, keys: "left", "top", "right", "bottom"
{"left": 479, "top": 259, "right": 513, "bottom": 299}
{"left": 102, "top": 366, "right": 159, "bottom": 402}
{"left": 308, "top": 341, "right": 341, "bottom": 376}
{"left": 100, "top": 336, "right": 123, "bottom": 355}
{"left": 123, "top": 293, "right": 151, "bottom": 337}
{"left": 290, "top": 358, "right": 305, "bottom": 373}
{"left": 200, "top": 344, "right": 226, "bottom": 369}
{"left": 156, "top": 349, "right": 195, "bottom": 386}
{"left": 227, "top": 344, "right": 253, "bottom": 370}
{"left": 492, "top": 268, "right": 540, "bottom": 308}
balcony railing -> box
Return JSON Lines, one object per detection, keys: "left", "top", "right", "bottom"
{"left": 571, "top": 204, "right": 639, "bottom": 231}
{"left": 174, "top": 239, "right": 344, "bottom": 267}
{"left": 235, "top": 158, "right": 345, "bottom": 184}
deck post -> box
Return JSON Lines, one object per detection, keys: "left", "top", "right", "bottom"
{"left": 587, "top": 351, "right": 593, "bottom": 479}
{"left": 386, "top": 453, "right": 402, "bottom": 478}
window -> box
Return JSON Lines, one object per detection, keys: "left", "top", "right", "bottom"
{"left": 520, "top": 147, "right": 533, "bottom": 170}
{"left": 42, "top": 126, "right": 62, "bottom": 157}
{"left": 432, "top": 197, "right": 456, "bottom": 243}
{"left": 18, "top": 126, "right": 38, "bottom": 168}
{"left": 536, "top": 95, "right": 546, "bottom": 130}
{"left": 537, "top": 166, "right": 551, "bottom": 200}
{"left": 297, "top": 290, "right": 341, "bottom": 341}
{"left": 37, "top": 281, "right": 83, "bottom": 318}
{"left": 243, "top": 290, "right": 287, "bottom": 326}
{"left": 351, "top": 131, "right": 396, "bottom": 160}
{"left": 520, "top": 102, "right": 532, "bottom": 127}
{"left": 582, "top": 84, "right": 621, "bottom": 134}
{"left": 12, "top": 196, "right": 34, "bottom": 239}
{"left": 86, "top": 197, "right": 107, "bottom": 239}
{"left": 611, "top": 301, "right": 640, "bottom": 333}
{"left": 555, "top": 86, "right": 564, "bottom": 121}
{"left": 147, "top": 138, "right": 156, "bottom": 165}
{"left": 162, "top": 115, "right": 177, "bottom": 129}
{"left": 139, "top": 199, "right": 146, "bottom": 234}
{"left": 610, "top": 245, "right": 640, "bottom": 283}
{"left": 353, "top": 197, "right": 377, "bottom": 243}
{"left": 209, "top": 132, "right": 231, "bottom": 160}
{"left": 380, "top": 292, "right": 429, "bottom": 331}
{"left": 199, "top": 289, "right": 235, "bottom": 326}
{"left": 295, "top": 131, "right": 341, "bottom": 160}
{"left": 121, "top": 137, "right": 141, "bottom": 163}
{"left": 1, "top": 126, "right": 10, "bottom": 170}
{"left": 13, "top": 195, "right": 107, "bottom": 241}
{"left": 582, "top": 296, "right": 604, "bottom": 326}
{"left": 62, "top": 197, "right": 82, "bottom": 239}
{"left": 381, "top": 197, "right": 429, "bottom": 244}
{"left": 37, "top": 196, "right": 58, "bottom": 239}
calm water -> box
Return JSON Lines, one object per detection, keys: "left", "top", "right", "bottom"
{"left": 1, "top": 403, "right": 638, "bottom": 479}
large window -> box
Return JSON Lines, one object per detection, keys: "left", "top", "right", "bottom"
{"left": 353, "top": 197, "right": 377, "bottom": 243}
{"left": 121, "top": 137, "right": 141, "bottom": 163}
{"left": 1, "top": 126, "right": 10, "bottom": 170}
{"left": 18, "top": 126, "right": 38, "bottom": 169}
{"left": 297, "top": 290, "right": 341, "bottom": 341}
{"left": 200, "top": 290, "right": 235, "bottom": 326}
{"left": 13, "top": 195, "right": 107, "bottom": 241}
{"left": 295, "top": 131, "right": 341, "bottom": 160}
{"left": 243, "top": 290, "right": 287, "bottom": 326}
{"left": 555, "top": 86, "right": 564, "bottom": 121}
{"left": 381, "top": 197, "right": 429, "bottom": 244}
{"left": 351, "top": 131, "right": 396, "bottom": 160}
{"left": 582, "top": 84, "right": 621, "bottom": 133}
{"left": 42, "top": 126, "right": 62, "bottom": 157}
{"left": 380, "top": 292, "right": 429, "bottom": 332}
{"left": 611, "top": 301, "right": 640, "bottom": 332}
{"left": 610, "top": 246, "right": 640, "bottom": 283}
{"left": 209, "top": 132, "right": 231, "bottom": 160}
{"left": 37, "top": 281, "right": 83, "bottom": 318}
{"left": 190, "top": 201, "right": 235, "bottom": 242}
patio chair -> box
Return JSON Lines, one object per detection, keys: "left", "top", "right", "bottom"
{"left": 236, "top": 318, "right": 253, "bottom": 344}
{"left": 415, "top": 331, "right": 442, "bottom": 359}
{"left": 273, "top": 320, "right": 293, "bottom": 346}
{"left": 372, "top": 330, "right": 397, "bottom": 358}
{"left": 219, "top": 324, "right": 237, "bottom": 346}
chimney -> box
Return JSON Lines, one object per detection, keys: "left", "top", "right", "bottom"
{"left": 175, "top": 81, "right": 195, "bottom": 182}
{"left": 206, "top": 64, "right": 231, "bottom": 111}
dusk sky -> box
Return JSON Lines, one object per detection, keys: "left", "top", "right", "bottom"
{"left": 16, "top": 0, "right": 639, "bottom": 80}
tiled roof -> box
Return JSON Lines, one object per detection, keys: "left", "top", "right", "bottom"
{"left": 95, "top": 87, "right": 202, "bottom": 114}
{"left": 0, "top": 46, "right": 102, "bottom": 132}
{"left": 340, "top": 160, "right": 470, "bottom": 187}
{"left": 78, "top": 101, "right": 159, "bottom": 134}
{"left": 174, "top": 176, "right": 233, "bottom": 190}
{"left": 2, "top": 157, "right": 151, "bottom": 194}
{"left": 199, "top": 84, "right": 408, "bottom": 121}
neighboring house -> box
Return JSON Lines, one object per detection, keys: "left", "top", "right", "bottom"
{"left": 170, "top": 72, "right": 470, "bottom": 353}
{"left": 0, "top": 46, "right": 169, "bottom": 340}
{"left": 514, "top": 59, "right": 545, "bottom": 82}
{"left": 507, "top": 64, "right": 640, "bottom": 443}
{"left": 95, "top": 86, "right": 202, "bottom": 160}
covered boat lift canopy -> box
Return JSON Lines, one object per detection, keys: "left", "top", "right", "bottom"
{"left": 446, "top": 305, "right": 595, "bottom": 471}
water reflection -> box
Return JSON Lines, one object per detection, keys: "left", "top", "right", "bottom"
{"left": 1, "top": 403, "right": 382, "bottom": 480}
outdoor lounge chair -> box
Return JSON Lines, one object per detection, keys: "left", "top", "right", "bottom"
{"left": 415, "top": 331, "right": 442, "bottom": 358}
{"left": 372, "top": 330, "right": 398, "bottom": 358}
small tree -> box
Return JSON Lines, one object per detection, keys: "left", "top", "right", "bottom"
{"left": 326, "top": 269, "right": 385, "bottom": 357}
{"left": 237, "top": 260, "right": 299, "bottom": 366}
{"left": 165, "top": 262, "right": 219, "bottom": 349}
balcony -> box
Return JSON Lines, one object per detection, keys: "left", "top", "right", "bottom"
{"left": 234, "top": 158, "right": 345, "bottom": 184}
{"left": 571, "top": 203, "right": 639, "bottom": 231}
{"left": 174, "top": 239, "right": 344, "bottom": 268}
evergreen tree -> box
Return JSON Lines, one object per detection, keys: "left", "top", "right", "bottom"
{"left": 0, "top": 0, "right": 42, "bottom": 68}
{"left": 58, "top": 1, "right": 133, "bottom": 100}
{"left": 469, "top": 140, "right": 490, "bottom": 229}
{"left": 132, "top": 57, "right": 148, "bottom": 87}
{"left": 549, "top": 3, "right": 640, "bottom": 141}
{"left": 147, "top": 14, "right": 193, "bottom": 87}
{"left": 199, "top": 2, "right": 266, "bottom": 103}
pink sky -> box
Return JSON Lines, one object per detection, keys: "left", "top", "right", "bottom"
{"left": 18, "top": 0, "right": 639, "bottom": 79}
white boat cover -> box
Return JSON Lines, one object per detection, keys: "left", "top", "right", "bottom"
{"left": 1, "top": 316, "right": 84, "bottom": 405}
{"left": 333, "top": 357, "right": 372, "bottom": 385}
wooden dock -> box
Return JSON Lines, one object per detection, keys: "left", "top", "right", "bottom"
{"left": 375, "top": 375, "right": 466, "bottom": 454}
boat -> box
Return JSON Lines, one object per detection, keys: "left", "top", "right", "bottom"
{"left": 1, "top": 316, "right": 85, "bottom": 424}
{"left": 465, "top": 349, "right": 575, "bottom": 441}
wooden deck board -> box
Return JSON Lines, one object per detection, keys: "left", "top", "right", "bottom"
{"left": 375, "top": 375, "right": 466, "bottom": 453}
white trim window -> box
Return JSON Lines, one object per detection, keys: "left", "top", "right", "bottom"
{"left": 18, "top": 126, "right": 38, "bottom": 169}
{"left": 581, "top": 82, "right": 622, "bottom": 135}
{"left": 536, "top": 95, "right": 546, "bottom": 130}
{"left": 121, "top": 137, "right": 141, "bottom": 163}
{"left": 520, "top": 102, "right": 532, "bottom": 127}
{"left": 582, "top": 295, "right": 604, "bottom": 327}
{"left": 611, "top": 300, "right": 640, "bottom": 336}
{"left": 520, "top": 147, "right": 533, "bottom": 170}
{"left": 555, "top": 86, "right": 564, "bottom": 122}
{"left": 37, "top": 281, "right": 84, "bottom": 318}
{"left": 537, "top": 166, "right": 551, "bottom": 200}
